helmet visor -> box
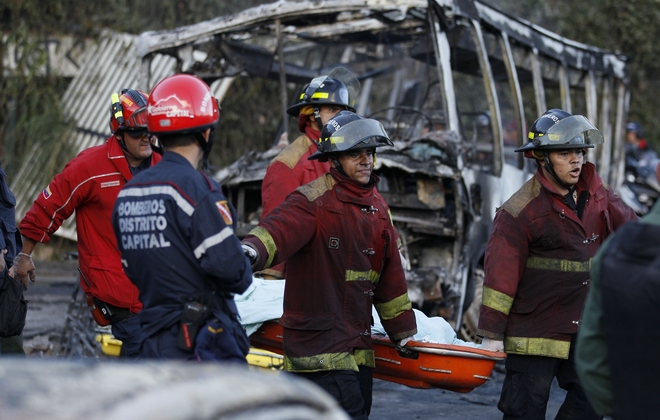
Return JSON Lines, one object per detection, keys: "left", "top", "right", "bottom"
{"left": 539, "top": 115, "right": 603, "bottom": 148}
{"left": 326, "top": 67, "right": 360, "bottom": 108}
{"left": 327, "top": 119, "right": 393, "bottom": 152}
{"left": 301, "top": 68, "right": 361, "bottom": 107}
{"left": 126, "top": 106, "right": 148, "bottom": 130}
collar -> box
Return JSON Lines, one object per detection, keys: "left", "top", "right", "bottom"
{"left": 330, "top": 167, "right": 380, "bottom": 206}
{"left": 107, "top": 135, "right": 134, "bottom": 181}
{"left": 535, "top": 161, "right": 600, "bottom": 197}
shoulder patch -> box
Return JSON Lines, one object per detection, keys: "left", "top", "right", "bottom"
{"left": 272, "top": 135, "right": 313, "bottom": 169}
{"left": 215, "top": 200, "right": 233, "bottom": 225}
{"left": 499, "top": 177, "right": 541, "bottom": 218}
{"left": 298, "top": 173, "right": 336, "bottom": 202}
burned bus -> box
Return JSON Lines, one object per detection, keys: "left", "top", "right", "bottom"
{"left": 135, "top": 0, "right": 629, "bottom": 341}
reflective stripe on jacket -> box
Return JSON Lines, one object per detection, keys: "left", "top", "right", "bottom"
{"left": 477, "top": 162, "right": 637, "bottom": 358}
{"left": 245, "top": 169, "right": 417, "bottom": 372}
{"left": 19, "top": 136, "right": 162, "bottom": 312}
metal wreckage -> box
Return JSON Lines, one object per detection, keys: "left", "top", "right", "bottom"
{"left": 136, "top": 0, "right": 629, "bottom": 342}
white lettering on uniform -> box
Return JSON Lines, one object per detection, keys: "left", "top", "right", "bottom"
{"left": 117, "top": 199, "right": 171, "bottom": 250}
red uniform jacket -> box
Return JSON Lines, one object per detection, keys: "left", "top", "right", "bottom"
{"left": 19, "top": 136, "right": 162, "bottom": 312}
{"left": 245, "top": 169, "right": 417, "bottom": 372}
{"left": 477, "top": 162, "right": 637, "bottom": 358}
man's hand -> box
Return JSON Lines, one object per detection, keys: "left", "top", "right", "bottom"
{"left": 12, "top": 252, "right": 36, "bottom": 289}
{"left": 395, "top": 336, "right": 418, "bottom": 359}
{"left": 0, "top": 249, "right": 6, "bottom": 273}
{"left": 241, "top": 244, "right": 258, "bottom": 268}
{"left": 481, "top": 337, "right": 504, "bottom": 352}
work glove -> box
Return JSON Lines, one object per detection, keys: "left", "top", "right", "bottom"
{"left": 241, "top": 244, "right": 258, "bottom": 269}
{"left": 480, "top": 337, "right": 504, "bottom": 352}
{"left": 395, "top": 335, "right": 418, "bottom": 360}
{"left": 12, "top": 252, "right": 36, "bottom": 289}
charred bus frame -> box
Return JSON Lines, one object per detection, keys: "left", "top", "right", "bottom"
{"left": 136, "top": 0, "right": 628, "bottom": 340}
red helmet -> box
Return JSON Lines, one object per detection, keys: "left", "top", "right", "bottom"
{"left": 109, "top": 89, "right": 149, "bottom": 134}
{"left": 147, "top": 74, "right": 220, "bottom": 135}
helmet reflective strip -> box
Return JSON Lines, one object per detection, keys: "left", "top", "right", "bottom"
{"left": 311, "top": 92, "right": 330, "bottom": 99}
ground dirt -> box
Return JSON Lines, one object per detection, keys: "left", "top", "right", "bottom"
{"left": 24, "top": 258, "right": 566, "bottom": 420}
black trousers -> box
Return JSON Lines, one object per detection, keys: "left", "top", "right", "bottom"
{"left": 498, "top": 337, "right": 600, "bottom": 420}
{"left": 294, "top": 366, "right": 373, "bottom": 420}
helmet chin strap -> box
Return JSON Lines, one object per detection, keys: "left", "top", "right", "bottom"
{"left": 542, "top": 154, "right": 575, "bottom": 192}
{"left": 117, "top": 133, "right": 142, "bottom": 164}
{"left": 330, "top": 156, "right": 348, "bottom": 178}
{"left": 312, "top": 107, "right": 323, "bottom": 131}
{"left": 195, "top": 128, "right": 215, "bottom": 174}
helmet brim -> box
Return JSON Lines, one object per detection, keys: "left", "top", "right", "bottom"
{"left": 516, "top": 115, "right": 603, "bottom": 153}
{"left": 309, "top": 119, "right": 392, "bottom": 160}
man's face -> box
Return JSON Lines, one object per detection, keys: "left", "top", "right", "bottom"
{"left": 544, "top": 149, "right": 585, "bottom": 189}
{"left": 333, "top": 148, "right": 375, "bottom": 185}
{"left": 626, "top": 131, "right": 639, "bottom": 144}
{"left": 312, "top": 105, "right": 344, "bottom": 130}
{"left": 121, "top": 130, "right": 153, "bottom": 166}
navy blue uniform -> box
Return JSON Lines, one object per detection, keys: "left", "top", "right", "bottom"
{"left": 0, "top": 161, "right": 24, "bottom": 355}
{"left": 112, "top": 152, "right": 252, "bottom": 361}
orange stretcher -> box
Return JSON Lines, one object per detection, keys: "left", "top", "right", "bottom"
{"left": 249, "top": 320, "right": 506, "bottom": 393}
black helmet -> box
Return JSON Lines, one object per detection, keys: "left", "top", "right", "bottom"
{"left": 286, "top": 67, "right": 360, "bottom": 116}
{"left": 308, "top": 110, "right": 393, "bottom": 162}
{"left": 516, "top": 109, "right": 603, "bottom": 156}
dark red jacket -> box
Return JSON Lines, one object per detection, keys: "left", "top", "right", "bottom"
{"left": 245, "top": 169, "right": 417, "bottom": 372}
{"left": 19, "top": 136, "right": 162, "bottom": 312}
{"left": 477, "top": 162, "right": 637, "bottom": 358}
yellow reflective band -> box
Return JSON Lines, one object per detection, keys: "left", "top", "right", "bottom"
{"left": 346, "top": 270, "right": 380, "bottom": 283}
{"left": 111, "top": 92, "right": 123, "bottom": 120}
{"left": 249, "top": 226, "right": 277, "bottom": 268}
{"left": 548, "top": 133, "right": 562, "bottom": 142}
{"left": 482, "top": 286, "right": 514, "bottom": 315}
{"left": 504, "top": 336, "right": 570, "bottom": 359}
{"left": 284, "top": 351, "right": 366, "bottom": 372}
{"left": 311, "top": 92, "right": 330, "bottom": 99}
{"left": 526, "top": 257, "right": 591, "bottom": 272}
{"left": 330, "top": 136, "right": 345, "bottom": 144}
{"left": 375, "top": 293, "right": 413, "bottom": 321}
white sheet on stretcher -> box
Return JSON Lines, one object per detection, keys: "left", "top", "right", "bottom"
{"left": 235, "top": 277, "right": 477, "bottom": 348}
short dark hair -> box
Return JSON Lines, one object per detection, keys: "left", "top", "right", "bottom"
{"left": 157, "top": 132, "right": 197, "bottom": 149}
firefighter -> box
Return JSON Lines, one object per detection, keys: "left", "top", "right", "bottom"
{"left": 13, "top": 88, "right": 162, "bottom": 358}
{"left": 111, "top": 74, "right": 252, "bottom": 360}
{"left": 624, "top": 121, "right": 658, "bottom": 179}
{"left": 259, "top": 68, "right": 359, "bottom": 279}
{"left": 242, "top": 111, "right": 417, "bottom": 419}
{"left": 476, "top": 109, "right": 637, "bottom": 419}
{"left": 576, "top": 165, "right": 660, "bottom": 420}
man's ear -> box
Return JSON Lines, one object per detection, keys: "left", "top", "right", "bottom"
{"left": 329, "top": 158, "right": 337, "bottom": 169}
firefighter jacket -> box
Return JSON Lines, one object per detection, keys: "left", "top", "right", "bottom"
{"left": 19, "top": 135, "right": 161, "bottom": 312}
{"left": 477, "top": 162, "right": 637, "bottom": 359}
{"left": 260, "top": 134, "right": 328, "bottom": 278}
{"left": 112, "top": 152, "right": 253, "bottom": 358}
{"left": 243, "top": 168, "right": 417, "bottom": 372}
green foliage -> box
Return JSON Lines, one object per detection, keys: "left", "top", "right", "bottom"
{"left": 0, "top": 0, "right": 267, "bottom": 179}
{"left": 485, "top": 0, "right": 660, "bottom": 147}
